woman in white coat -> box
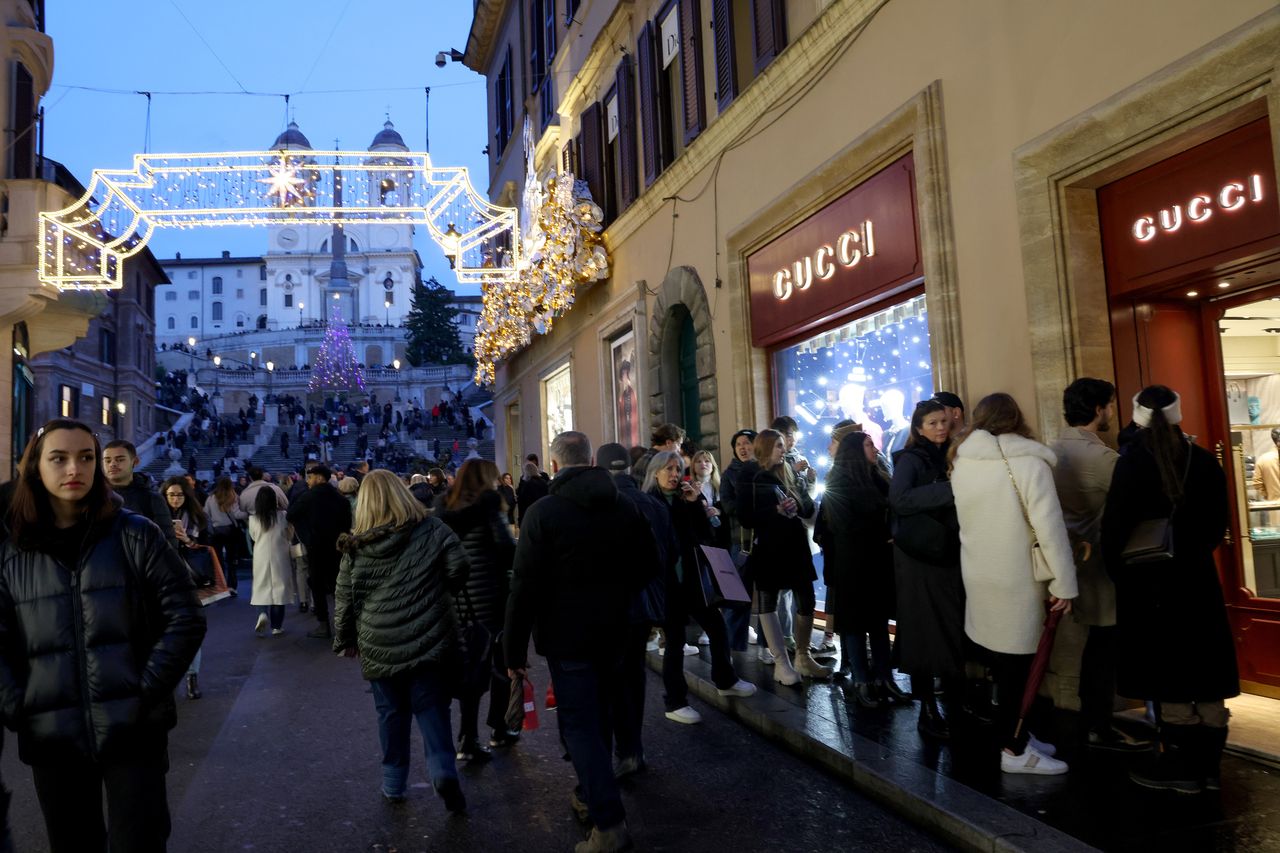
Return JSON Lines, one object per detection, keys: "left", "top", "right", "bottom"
{"left": 249, "top": 485, "right": 293, "bottom": 636}
{"left": 950, "top": 393, "right": 1078, "bottom": 776}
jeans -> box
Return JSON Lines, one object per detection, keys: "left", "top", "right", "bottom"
{"left": 547, "top": 656, "right": 627, "bottom": 831}
{"left": 369, "top": 665, "right": 458, "bottom": 797}
{"left": 777, "top": 589, "right": 795, "bottom": 637}
{"left": 663, "top": 570, "right": 738, "bottom": 710}
{"left": 612, "top": 623, "right": 653, "bottom": 761}
{"left": 758, "top": 584, "right": 814, "bottom": 617}
{"left": 32, "top": 733, "right": 171, "bottom": 853}
{"left": 262, "top": 604, "right": 285, "bottom": 630}
{"left": 1078, "top": 624, "right": 1117, "bottom": 732}
{"left": 187, "top": 648, "right": 202, "bottom": 676}
{"left": 843, "top": 623, "right": 891, "bottom": 684}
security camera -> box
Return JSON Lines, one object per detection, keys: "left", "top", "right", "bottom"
{"left": 435, "top": 52, "right": 447, "bottom": 68}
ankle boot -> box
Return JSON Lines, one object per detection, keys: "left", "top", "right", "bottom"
{"left": 1130, "top": 723, "right": 1201, "bottom": 794}
{"left": 792, "top": 613, "right": 833, "bottom": 679}
{"left": 917, "top": 698, "right": 950, "bottom": 740}
{"left": 186, "top": 673, "right": 202, "bottom": 700}
{"left": 758, "top": 612, "right": 800, "bottom": 686}
{"left": 1200, "top": 725, "right": 1228, "bottom": 792}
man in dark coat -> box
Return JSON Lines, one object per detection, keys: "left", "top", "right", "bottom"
{"left": 287, "top": 465, "right": 353, "bottom": 639}
{"left": 102, "top": 440, "right": 179, "bottom": 553}
{"left": 504, "top": 432, "right": 658, "bottom": 851}
{"left": 596, "top": 442, "right": 673, "bottom": 779}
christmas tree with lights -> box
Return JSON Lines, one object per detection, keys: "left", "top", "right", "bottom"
{"left": 308, "top": 306, "right": 367, "bottom": 393}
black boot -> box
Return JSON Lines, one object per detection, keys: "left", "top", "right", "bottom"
{"left": 854, "top": 682, "right": 881, "bottom": 709}
{"left": 881, "top": 677, "right": 912, "bottom": 705}
{"left": 917, "top": 699, "right": 950, "bottom": 740}
{"left": 1130, "top": 723, "right": 1201, "bottom": 794}
{"left": 435, "top": 778, "right": 466, "bottom": 814}
{"left": 1200, "top": 725, "right": 1228, "bottom": 792}
{"left": 186, "top": 673, "right": 202, "bottom": 700}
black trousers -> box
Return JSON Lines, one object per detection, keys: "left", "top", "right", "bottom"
{"left": 309, "top": 562, "right": 337, "bottom": 622}
{"left": 662, "top": 569, "right": 736, "bottom": 710}
{"left": 1079, "top": 624, "right": 1117, "bottom": 732}
{"left": 611, "top": 623, "right": 653, "bottom": 761}
{"left": 459, "top": 633, "right": 512, "bottom": 740}
{"left": 985, "top": 647, "right": 1036, "bottom": 754}
{"left": 32, "top": 736, "right": 171, "bottom": 853}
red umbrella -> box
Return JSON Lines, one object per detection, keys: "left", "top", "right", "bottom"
{"left": 1013, "top": 607, "right": 1065, "bottom": 741}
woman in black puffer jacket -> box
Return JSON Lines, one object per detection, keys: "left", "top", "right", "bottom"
{"left": 334, "top": 470, "right": 470, "bottom": 813}
{"left": 439, "top": 459, "right": 517, "bottom": 760}
{"left": 0, "top": 419, "right": 205, "bottom": 853}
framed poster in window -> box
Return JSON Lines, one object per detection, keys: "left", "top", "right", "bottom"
{"left": 542, "top": 362, "right": 574, "bottom": 461}
{"left": 610, "top": 330, "right": 640, "bottom": 447}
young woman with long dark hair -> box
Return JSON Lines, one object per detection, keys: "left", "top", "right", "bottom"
{"left": 163, "top": 475, "right": 220, "bottom": 699}
{"left": 204, "top": 476, "right": 247, "bottom": 594}
{"left": 438, "top": 458, "right": 519, "bottom": 758}
{"left": 890, "top": 400, "right": 964, "bottom": 740}
{"left": 0, "top": 419, "right": 205, "bottom": 852}
{"left": 249, "top": 485, "right": 292, "bottom": 636}
{"left": 817, "top": 431, "right": 908, "bottom": 708}
{"left": 1101, "top": 385, "right": 1236, "bottom": 794}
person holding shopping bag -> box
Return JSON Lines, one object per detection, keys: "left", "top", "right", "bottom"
{"left": 950, "top": 393, "right": 1078, "bottom": 775}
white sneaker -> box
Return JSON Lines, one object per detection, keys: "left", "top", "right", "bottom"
{"left": 1027, "top": 734, "right": 1057, "bottom": 757}
{"left": 757, "top": 647, "right": 776, "bottom": 664}
{"left": 254, "top": 613, "right": 268, "bottom": 635}
{"left": 665, "top": 706, "right": 702, "bottom": 724}
{"left": 747, "top": 626, "right": 759, "bottom": 645}
{"left": 271, "top": 628, "right": 284, "bottom": 637}
{"left": 697, "top": 632, "right": 711, "bottom": 645}
{"left": 683, "top": 643, "right": 699, "bottom": 656}
{"left": 645, "top": 639, "right": 660, "bottom": 652}
{"left": 717, "top": 679, "right": 757, "bottom": 698}
{"left": 1001, "top": 746, "right": 1068, "bottom": 776}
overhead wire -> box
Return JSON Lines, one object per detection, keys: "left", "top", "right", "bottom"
{"left": 166, "top": 0, "right": 250, "bottom": 93}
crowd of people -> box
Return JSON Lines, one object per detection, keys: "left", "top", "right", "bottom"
{"left": 0, "top": 375, "right": 1239, "bottom": 852}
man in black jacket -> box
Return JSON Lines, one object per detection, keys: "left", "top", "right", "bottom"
{"left": 596, "top": 442, "right": 673, "bottom": 780}
{"left": 287, "top": 465, "right": 353, "bottom": 639}
{"left": 504, "top": 432, "right": 658, "bottom": 853}
{"left": 102, "top": 440, "right": 179, "bottom": 553}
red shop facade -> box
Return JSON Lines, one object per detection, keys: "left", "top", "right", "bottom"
{"left": 1098, "top": 115, "right": 1280, "bottom": 696}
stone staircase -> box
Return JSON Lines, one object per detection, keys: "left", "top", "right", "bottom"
{"left": 248, "top": 418, "right": 494, "bottom": 475}
{"left": 143, "top": 417, "right": 268, "bottom": 481}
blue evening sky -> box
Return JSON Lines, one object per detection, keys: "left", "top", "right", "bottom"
{"left": 43, "top": 0, "right": 488, "bottom": 294}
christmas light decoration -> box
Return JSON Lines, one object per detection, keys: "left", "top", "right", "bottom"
{"left": 308, "top": 306, "right": 367, "bottom": 393}
{"left": 472, "top": 169, "right": 608, "bottom": 385}
{"left": 38, "top": 149, "right": 521, "bottom": 290}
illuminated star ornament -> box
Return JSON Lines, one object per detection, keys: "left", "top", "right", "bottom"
{"left": 259, "top": 160, "right": 307, "bottom": 205}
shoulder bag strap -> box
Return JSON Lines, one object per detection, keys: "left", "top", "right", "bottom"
{"left": 999, "top": 443, "right": 1038, "bottom": 545}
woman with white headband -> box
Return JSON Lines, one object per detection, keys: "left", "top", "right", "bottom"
{"left": 1101, "top": 384, "right": 1237, "bottom": 795}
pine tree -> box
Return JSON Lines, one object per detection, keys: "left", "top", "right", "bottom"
{"left": 404, "top": 275, "right": 467, "bottom": 367}
{"left": 308, "top": 307, "right": 367, "bottom": 392}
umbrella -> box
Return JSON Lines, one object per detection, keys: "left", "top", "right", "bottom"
{"left": 1013, "top": 607, "right": 1065, "bottom": 741}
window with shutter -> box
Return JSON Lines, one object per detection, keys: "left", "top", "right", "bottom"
{"left": 751, "top": 0, "right": 787, "bottom": 75}
{"left": 679, "top": 0, "right": 706, "bottom": 144}
{"left": 637, "top": 22, "right": 661, "bottom": 187}
{"left": 615, "top": 56, "right": 640, "bottom": 210}
{"left": 529, "top": 1, "right": 543, "bottom": 93}
{"left": 712, "top": 0, "right": 738, "bottom": 111}
{"left": 545, "top": 0, "right": 557, "bottom": 64}
{"left": 495, "top": 47, "right": 515, "bottom": 156}
{"left": 578, "top": 102, "right": 607, "bottom": 221}
{"left": 9, "top": 62, "right": 35, "bottom": 180}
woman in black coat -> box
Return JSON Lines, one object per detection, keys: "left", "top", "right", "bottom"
{"left": 0, "top": 419, "right": 205, "bottom": 852}
{"left": 741, "top": 430, "right": 834, "bottom": 685}
{"left": 817, "top": 431, "right": 908, "bottom": 709}
{"left": 1101, "top": 385, "right": 1235, "bottom": 794}
{"left": 644, "top": 451, "right": 753, "bottom": 724}
{"left": 438, "top": 459, "right": 518, "bottom": 758}
{"left": 889, "top": 400, "right": 964, "bottom": 740}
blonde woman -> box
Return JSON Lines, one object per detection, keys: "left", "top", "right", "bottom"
{"left": 689, "top": 450, "right": 721, "bottom": 508}
{"left": 333, "top": 470, "right": 470, "bottom": 812}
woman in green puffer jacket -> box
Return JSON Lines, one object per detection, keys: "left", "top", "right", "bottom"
{"left": 333, "top": 469, "right": 470, "bottom": 814}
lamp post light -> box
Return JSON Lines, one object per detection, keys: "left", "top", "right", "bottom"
{"left": 266, "top": 361, "right": 274, "bottom": 401}
{"left": 115, "top": 400, "right": 126, "bottom": 437}
{"left": 298, "top": 301, "right": 305, "bottom": 328}
{"left": 212, "top": 355, "right": 222, "bottom": 396}
{"left": 186, "top": 336, "right": 196, "bottom": 385}
{"left": 249, "top": 351, "right": 257, "bottom": 376}
{"left": 392, "top": 358, "right": 401, "bottom": 402}
{"left": 384, "top": 299, "right": 391, "bottom": 327}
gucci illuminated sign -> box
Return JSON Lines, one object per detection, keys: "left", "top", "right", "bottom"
{"left": 772, "top": 220, "right": 876, "bottom": 300}
{"left": 1132, "top": 174, "right": 1266, "bottom": 243}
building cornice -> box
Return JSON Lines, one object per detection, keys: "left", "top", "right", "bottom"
{"left": 561, "top": 3, "right": 635, "bottom": 122}
{"left": 465, "top": 0, "right": 512, "bottom": 74}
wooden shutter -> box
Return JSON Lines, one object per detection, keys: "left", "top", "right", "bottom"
{"left": 529, "top": 0, "right": 543, "bottom": 93}
{"left": 711, "top": 0, "right": 738, "bottom": 112}
{"left": 751, "top": 0, "right": 786, "bottom": 75}
{"left": 577, "top": 103, "right": 605, "bottom": 212}
{"left": 616, "top": 56, "right": 639, "bottom": 210}
{"left": 10, "top": 62, "right": 35, "bottom": 180}
{"left": 679, "top": 0, "right": 706, "bottom": 144}
{"left": 561, "top": 138, "right": 578, "bottom": 175}
{"left": 636, "top": 22, "right": 660, "bottom": 188}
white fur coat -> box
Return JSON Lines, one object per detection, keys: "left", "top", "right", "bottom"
{"left": 951, "top": 430, "right": 1078, "bottom": 654}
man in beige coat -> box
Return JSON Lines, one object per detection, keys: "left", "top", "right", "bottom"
{"left": 1051, "top": 378, "right": 1148, "bottom": 752}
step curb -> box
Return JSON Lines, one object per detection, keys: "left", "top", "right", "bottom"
{"left": 647, "top": 652, "right": 1099, "bottom": 853}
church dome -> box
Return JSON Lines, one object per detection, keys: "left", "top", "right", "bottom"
{"left": 369, "top": 120, "right": 408, "bottom": 152}
{"left": 271, "top": 121, "right": 312, "bottom": 151}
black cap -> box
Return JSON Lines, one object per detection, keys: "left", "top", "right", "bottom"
{"left": 932, "top": 391, "right": 964, "bottom": 411}
{"left": 596, "top": 442, "right": 631, "bottom": 472}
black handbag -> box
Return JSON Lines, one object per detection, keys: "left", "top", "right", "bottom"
{"left": 1120, "top": 439, "right": 1193, "bottom": 567}
{"left": 184, "top": 547, "right": 216, "bottom": 587}
{"left": 891, "top": 511, "right": 957, "bottom": 565}
{"left": 451, "top": 588, "right": 493, "bottom": 699}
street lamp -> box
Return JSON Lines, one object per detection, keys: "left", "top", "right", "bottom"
{"left": 298, "top": 301, "right": 305, "bottom": 328}
{"left": 212, "top": 355, "right": 222, "bottom": 395}
{"left": 392, "top": 358, "right": 401, "bottom": 402}
{"left": 186, "top": 336, "right": 196, "bottom": 385}
{"left": 115, "top": 400, "right": 127, "bottom": 436}
{"left": 266, "top": 360, "right": 274, "bottom": 401}
{"left": 384, "top": 299, "right": 390, "bottom": 327}
{"left": 249, "top": 351, "right": 257, "bottom": 376}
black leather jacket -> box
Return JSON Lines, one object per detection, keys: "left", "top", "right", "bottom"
{"left": 0, "top": 509, "right": 206, "bottom": 764}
